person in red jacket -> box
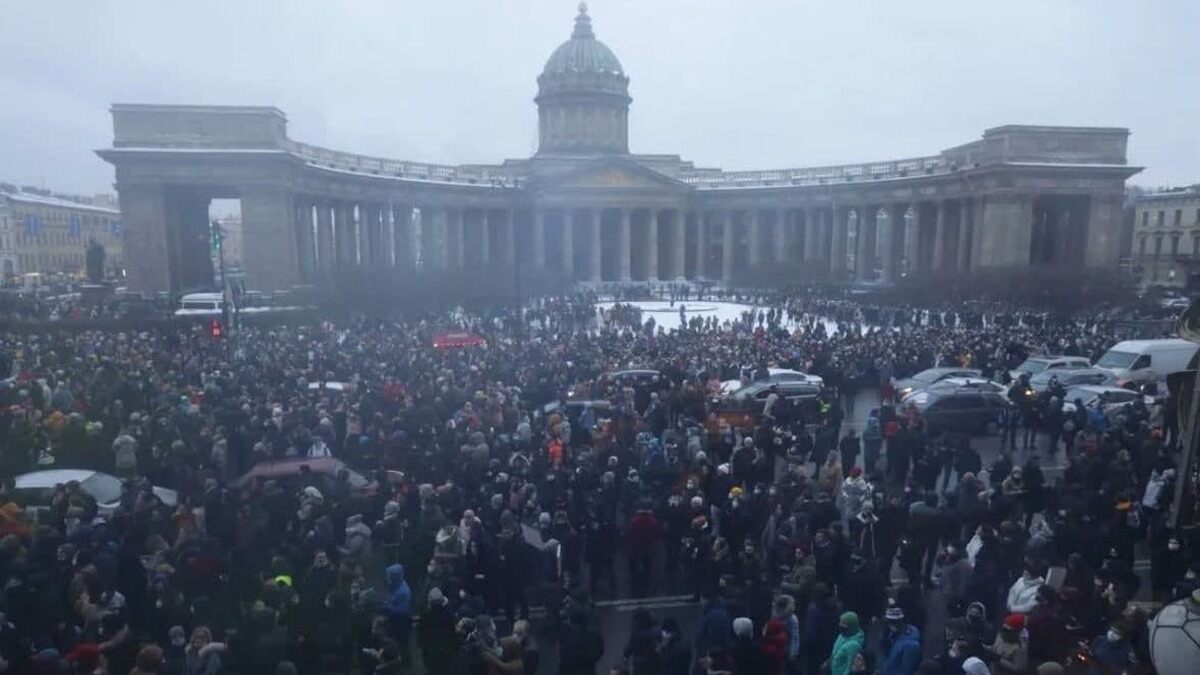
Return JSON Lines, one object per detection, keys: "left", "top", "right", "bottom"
{"left": 625, "top": 503, "right": 662, "bottom": 593}
{"left": 762, "top": 617, "right": 790, "bottom": 675}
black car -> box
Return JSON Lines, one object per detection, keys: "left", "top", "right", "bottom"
{"left": 907, "top": 388, "right": 1012, "bottom": 434}
{"left": 728, "top": 380, "right": 821, "bottom": 417}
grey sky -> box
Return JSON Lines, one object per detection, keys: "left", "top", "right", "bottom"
{"left": 2, "top": 0, "right": 1196, "bottom": 195}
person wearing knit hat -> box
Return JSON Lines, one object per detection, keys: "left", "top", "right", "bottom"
{"left": 986, "top": 613, "right": 1029, "bottom": 675}
{"left": 828, "top": 612, "right": 865, "bottom": 675}
{"left": 1035, "top": 663, "right": 1063, "bottom": 675}
{"left": 962, "top": 656, "right": 990, "bottom": 675}
{"left": 1002, "top": 614, "right": 1025, "bottom": 632}
{"left": 732, "top": 616, "right": 753, "bottom": 638}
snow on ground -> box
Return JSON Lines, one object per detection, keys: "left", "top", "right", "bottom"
{"left": 594, "top": 300, "right": 844, "bottom": 334}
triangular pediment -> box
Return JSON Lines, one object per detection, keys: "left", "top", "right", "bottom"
{"left": 535, "top": 158, "right": 689, "bottom": 192}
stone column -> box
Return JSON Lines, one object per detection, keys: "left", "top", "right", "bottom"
{"left": 333, "top": 202, "right": 351, "bottom": 267}
{"left": 480, "top": 210, "right": 491, "bottom": 266}
{"left": 722, "top": 211, "right": 735, "bottom": 280}
{"left": 804, "top": 209, "right": 819, "bottom": 262}
{"left": 451, "top": 208, "right": 465, "bottom": 269}
{"left": 294, "top": 199, "right": 315, "bottom": 282}
{"left": 316, "top": 201, "right": 334, "bottom": 275}
{"left": 392, "top": 204, "right": 410, "bottom": 269}
{"left": 977, "top": 194, "right": 1034, "bottom": 268}
{"left": 361, "top": 204, "right": 378, "bottom": 267}
{"left": 694, "top": 211, "right": 707, "bottom": 278}
{"left": 561, "top": 209, "right": 574, "bottom": 279}
{"left": 431, "top": 206, "right": 448, "bottom": 269}
{"left": 241, "top": 187, "right": 299, "bottom": 291}
{"left": 878, "top": 206, "right": 897, "bottom": 283}
{"left": 619, "top": 208, "right": 632, "bottom": 281}
{"left": 115, "top": 185, "right": 170, "bottom": 292}
{"left": 855, "top": 206, "right": 873, "bottom": 281}
{"left": 504, "top": 208, "right": 516, "bottom": 266}
{"left": 589, "top": 209, "right": 602, "bottom": 282}
{"left": 818, "top": 209, "right": 832, "bottom": 270}
{"left": 533, "top": 208, "right": 546, "bottom": 268}
{"left": 1085, "top": 193, "right": 1123, "bottom": 268}
{"left": 831, "top": 207, "right": 848, "bottom": 277}
{"left": 904, "top": 203, "right": 921, "bottom": 275}
{"left": 773, "top": 209, "right": 786, "bottom": 264}
{"left": 672, "top": 209, "right": 686, "bottom": 279}
{"left": 747, "top": 209, "right": 761, "bottom": 268}
{"left": 932, "top": 201, "right": 948, "bottom": 271}
{"left": 646, "top": 209, "right": 659, "bottom": 280}
{"left": 957, "top": 199, "right": 972, "bottom": 272}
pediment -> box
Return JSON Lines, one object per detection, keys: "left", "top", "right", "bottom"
{"left": 538, "top": 159, "right": 689, "bottom": 192}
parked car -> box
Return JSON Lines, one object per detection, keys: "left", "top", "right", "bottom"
{"left": 1010, "top": 355, "right": 1091, "bottom": 381}
{"left": 236, "top": 457, "right": 377, "bottom": 497}
{"left": 894, "top": 367, "right": 982, "bottom": 400}
{"left": 726, "top": 380, "right": 821, "bottom": 417}
{"left": 12, "top": 469, "right": 178, "bottom": 524}
{"left": 1060, "top": 385, "right": 1153, "bottom": 415}
{"left": 720, "top": 367, "right": 824, "bottom": 395}
{"left": 1028, "top": 368, "right": 1117, "bottom": 393}
{"left": 906, "top": 389, "right": 1012, "bottom": 434}
{"left": 917, "top": 377, "right": 1006, "bottom": 398}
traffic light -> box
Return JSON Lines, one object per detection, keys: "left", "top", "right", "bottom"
{"left": 210, "top": 318, "right": 223, "bottom": 339}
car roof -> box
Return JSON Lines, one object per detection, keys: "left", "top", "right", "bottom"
{"left": 1026, "top": 355, "right": 1087, "bottom": 362}
{"left": 1066, "top": 385, "right": 1131, "bottom": 393}
{"left": 1108, "top": 339, "right": 1195, "bottom": 350}
{"left": 935, "top": 377, "right": 995, "bottom": 386}
{"left": 14, "top": 469, "right": 99, "bottom": 488}
{"left": 237, "top": 457, "right": 347, "bottom": 485}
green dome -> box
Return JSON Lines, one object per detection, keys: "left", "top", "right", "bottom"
{"left": 542, "top": 3, "right": 624, "bottom": 77}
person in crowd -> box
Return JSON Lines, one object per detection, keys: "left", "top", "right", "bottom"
{"left": 0, "top": 288, "right": 1169, "bottom": 675}
{"left": 827, "top": 611, "right": 865, "bottom": 675}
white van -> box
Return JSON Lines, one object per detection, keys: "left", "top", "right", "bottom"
{"left": 174, "top": 292, "right": 225, "bottom": 316}
{"left": 1094, "top": 339, "right": 1199, "bottom": 386}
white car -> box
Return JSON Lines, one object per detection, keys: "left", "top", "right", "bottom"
{"left": 13, "top": 469, "right": 178, "bottom": 524}
{"left": 1060, "top": 385, "right": 1152, "bottom": 415}
{"left": 917, "top": 376, "right": 1005, "bottom": 397}
{"left": 720, "top": 368, "right": 823, "bottom": 395}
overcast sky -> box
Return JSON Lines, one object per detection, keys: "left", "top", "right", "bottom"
{"left": 3, "top": 0, "right": 1197, "bottom": 195}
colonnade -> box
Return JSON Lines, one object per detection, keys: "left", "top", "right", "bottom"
{"left": 287, "top": 194, "right": 1092, "bottom": 284}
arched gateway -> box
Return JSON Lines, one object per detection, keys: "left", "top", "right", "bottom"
{"left": 98, "top": 4, "right": 1140, "bottom": 292}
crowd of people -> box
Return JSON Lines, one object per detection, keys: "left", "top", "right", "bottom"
{"left": 0, "top": 287, "right": 1194, "bottom": 675}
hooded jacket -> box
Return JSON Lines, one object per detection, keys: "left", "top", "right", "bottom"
{"left": 881, "top": 625, "right": 921, "bottom": 675}
{"left": 384, "top": 564, "right": 412, "bottom": 620}
{"left": 829, "top": 627, "right": 865, "bottom": 675}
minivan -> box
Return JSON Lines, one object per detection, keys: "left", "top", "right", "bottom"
{"left": 1094, "top": 339, "right": 1200, "bottom": 386}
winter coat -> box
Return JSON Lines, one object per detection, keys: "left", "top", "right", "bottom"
{"left": 694, "top": 598, "right": 732, "bottom": 656}
{"left": 1005, "top": 575, "right": 1042, "bottom": 614}
{"left": 881, "top": 625, "right": 922, "bottom": 675}
{"left": 342, "top": 515, "right": 373, "bottom": 562}
{"left": 830, "top": 629, "right": 865, "bottom": 675}
{"left": 384, "top": 564, "right": 412, "bottom": 621}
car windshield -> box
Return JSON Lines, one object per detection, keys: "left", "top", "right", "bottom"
{"left": 1018, "top": 359, "right": 1050, "bottom": 374}
{"left": 81, "top": 473, "right": 123, "bottom": 504}
{"left": 912, "top": 370, "right": 944, "bottom": 383}
{"left": 1096, "top": 350, "right": 1138, "bottom": 369}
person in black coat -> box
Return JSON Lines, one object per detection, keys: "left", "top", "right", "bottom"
{"left": 659, "top": 617, "right": 692, "bottom": 675}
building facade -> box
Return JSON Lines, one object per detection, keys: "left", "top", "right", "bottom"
{"left": 1132, "top": 185, "right": 1200, "bottom": 289}
{"left": 98, "top": 5, "right": 1141, "bottom": 293}
{"left": 0, "top": 184, "right": 125, "bottom": 279}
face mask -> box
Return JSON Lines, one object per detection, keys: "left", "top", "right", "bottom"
{"left": 1168, "top": 542, "right": 1181, "bottom": 551}
{"left": 171, "top": 637, "right": 186, "bottom": 647}
{"left": 1107, "top": 630, "right": 1122, "bottom": 643}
